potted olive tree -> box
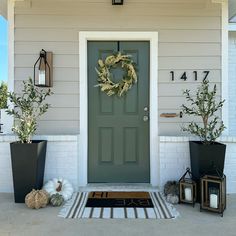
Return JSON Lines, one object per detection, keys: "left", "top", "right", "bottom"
{"left": 0, "top": 81, "right": 8, "bottom": 133}
{"left": 7, "top": 78, "right": 53, "bottom": 203}
{"left": 181, "top": 79, "right": 226, "bottom": 181}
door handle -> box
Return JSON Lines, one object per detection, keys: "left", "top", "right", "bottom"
{"left": 143, "top": 115, "right": 149, "bottom": 122}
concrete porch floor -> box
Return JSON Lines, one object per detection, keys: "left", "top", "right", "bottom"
{"left": 0, "top": 193, "right": 236, "bottom": 236}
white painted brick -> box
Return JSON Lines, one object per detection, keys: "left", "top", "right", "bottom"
{"left": 159, "top": 137, "right": 236, "bottom": 194}
{"left": 0, "top": 135, "right": 78, "bottom": 192}
{"left": 161, "top": 152, "right": 179, "bottom": 160}
{"left": 1, "top": 135, "right": 236, "bottom": 194}
{"left": 162, "top": 159, "right": 179, "bottom": 166}
{"left": 176, "top": 146, "right": 189, "bottom": 153}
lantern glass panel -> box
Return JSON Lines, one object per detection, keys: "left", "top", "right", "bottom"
{"left": 38, "top": 57, "right": 46, "bottom": 86}
{"left": 184, "top": 186, "right": 192, "bottom": 201}
{"left": 209, "top": 187, "right": 219, "bottom": 209}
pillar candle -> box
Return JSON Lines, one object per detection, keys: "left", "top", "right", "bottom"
{"left": 210, "top": 194, "right": 218, "bottom": 208}
{"left": 184, "top": 187, "right": 192, "bottom": 201}
{"left": 39, "top": 70, "right": 46, "bottom": 85}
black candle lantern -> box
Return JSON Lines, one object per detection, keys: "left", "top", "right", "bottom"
{"left": 200, "top": 174, "right": 226, "bottom": 217}
{"left": 179, "top": 168, "right": 197, "bottom": 207}
{"left": 112, "top": 0, "right": 124, "bottom": 5}
{"left": 34, "top": 49, "right": 53, "bottom": 87}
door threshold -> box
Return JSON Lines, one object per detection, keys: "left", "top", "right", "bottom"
{"left": 78, "top": 183, "right": 159, "bottom": 192}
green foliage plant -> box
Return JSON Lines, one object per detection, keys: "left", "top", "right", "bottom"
{"left": 181, "top": 79, "right": 226, "bottom": 145}
{"left": 6, "top": 78, "right": 53, "bottom": 143}
{"left": 0, "top": 82, "right": 8, "bottom": 109}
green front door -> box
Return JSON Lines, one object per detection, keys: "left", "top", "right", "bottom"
{"left": 88, "top": 41, "right": 150, "bottom": 183}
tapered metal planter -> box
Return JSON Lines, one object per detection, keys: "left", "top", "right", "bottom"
{"left": 10, "top": 140, "right": 47, "bottom": 203}
{"left": 189, "top": 141, "right": 226, "bottom": 202}
{"left": 189, "top": 141, "right": 226, "bottom": 179}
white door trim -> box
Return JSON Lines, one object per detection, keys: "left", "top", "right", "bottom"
{"left": 79, "top": 31, "right": 159, "bottom": 187}
{"left": 5, "top": 0, "right": 15, "bottom": 134}
{"left": 221, "top": 1, "right": 229, "bottom": 134}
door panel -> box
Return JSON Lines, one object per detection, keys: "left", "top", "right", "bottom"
{"left": 123, "top": 127, "right": 138, "bottom": 163}
{"left": 88, "top": 41, "right": 150, "bottom": 183}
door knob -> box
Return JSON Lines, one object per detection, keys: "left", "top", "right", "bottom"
{"left": 144, "top": 106, "right": 149, "bottom": 112}
{"left": 143, "top": 115, "right": 149, "bottom": 122}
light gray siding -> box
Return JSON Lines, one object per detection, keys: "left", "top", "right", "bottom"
{"left": 14, "top": 0, "right": 222, "bottom": 135}
{"left": 229, "top": 32, "right": 236, "bottom": 135}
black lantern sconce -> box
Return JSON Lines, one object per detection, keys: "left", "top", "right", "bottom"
{"left": 34, "top": 49, "right": 53, "bottom": 87}
{"left": 112, "top": 0, "right": 124, "bottom": 5}
{"left": 179, "top": 168, "right": 197, "bottom": 207}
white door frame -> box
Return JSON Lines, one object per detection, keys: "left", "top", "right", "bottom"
{"left": 79, "top": 31, "right": 159, "bottom": 187}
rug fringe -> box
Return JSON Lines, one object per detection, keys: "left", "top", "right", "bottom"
{"left": 160, "top": 192, "right": 180, "bottom": 219}
{"left": 58, "top": 193, "right": 78, "bottom": 218}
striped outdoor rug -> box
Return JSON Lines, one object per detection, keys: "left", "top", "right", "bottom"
{"left": 59, "top": 192, "right": 179, "bottom": 219}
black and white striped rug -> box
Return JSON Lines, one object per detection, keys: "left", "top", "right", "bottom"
{"left": 59, "top": 192, "right": 179, "bottom": 219}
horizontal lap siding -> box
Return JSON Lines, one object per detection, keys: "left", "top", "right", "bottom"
{"left": 229, "top": 32, "right": 236, "bottom": 136}
{"left": 14, "top": 0, "right": 221, "bottom": 135}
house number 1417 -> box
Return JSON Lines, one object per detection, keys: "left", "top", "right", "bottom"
{"left": 170, "top": 71, "right": 210, "bottom": 81}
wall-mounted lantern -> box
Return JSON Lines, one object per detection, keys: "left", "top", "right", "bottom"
{"left": 112, "top": 0, "right": 124, "bottom": 5}
{"left": 34, "top": 49, "right": 53, "bottom": 87}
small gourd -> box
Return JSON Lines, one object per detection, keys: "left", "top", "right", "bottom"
{"left": 164, "top": 181, "right": 179, "bottom": 196}
{"left": 25, "top": 189, "right": 49, "bottom": 209}
{"left": 50, "top": 193, "right": 64, "bottom": 207}
{"left": 43, "top": 178, "right": 74, "bottom": 201}
{"left": 166, "top": 194, "right": 179, "bottom": 205}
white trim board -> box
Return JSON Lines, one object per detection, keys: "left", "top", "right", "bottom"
{"left": 6, "top": 0, "right": 14, "bottom": 134}
{"left": 79, "top": 31, "right": 159, "bottom": 187}
{"left": 221, "top": 2, "right": 229, "bottom": 134}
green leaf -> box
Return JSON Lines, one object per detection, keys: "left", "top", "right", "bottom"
{"left": 6, "top": 77, "right": 53, "bottom": 143}
{"left": 181, "top": 79, "right": 226, "bottom": 144}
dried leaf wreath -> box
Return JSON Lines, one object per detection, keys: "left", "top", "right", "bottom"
{"left": 95, "top": 52, "right": 137, "bottom": 97}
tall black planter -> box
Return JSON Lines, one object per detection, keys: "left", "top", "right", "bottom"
{"left": 10, "top": 140, "right": 47, "bottom": 203}
{"left": 189, "top": 141, "right": 226, "bottom": 202}
{"left": 189, "top": 141, "right": 226, "bottom": 179}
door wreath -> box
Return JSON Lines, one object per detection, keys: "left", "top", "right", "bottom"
{"left": 95, "top": 52, "right": 137, "bottom": 97}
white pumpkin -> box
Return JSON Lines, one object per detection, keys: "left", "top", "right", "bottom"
{"left": 43, "top": 178, "right": 74, "bottom": 201}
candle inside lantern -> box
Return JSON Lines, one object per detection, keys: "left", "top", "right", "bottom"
{"left": 209, "top": 187, "right": 219, "bottom": 209}
{"left": 184, "top": 187, "right": 192, "bottom": 201}
{"left": 39, "top": 69, "right": 46, "bottom": 85}
{"left": 210, "top": 194, "right": 218, "bottom": 208}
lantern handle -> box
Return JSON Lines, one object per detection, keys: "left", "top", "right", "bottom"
{"left": 179, "top": 167, "right": 196, "bottom": 182}
{"left": 206, "top": 165, "right": 224, "bottom": 179}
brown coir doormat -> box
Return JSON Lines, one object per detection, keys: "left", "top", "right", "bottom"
{"left": 59, "top": 192, "right": 179, "bottom": 219}
{"left": 86, "top": 191, "right": 154, "bottom": 208}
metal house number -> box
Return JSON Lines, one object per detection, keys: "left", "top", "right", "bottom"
{"left": 170, "top": 71, "right": 210, "bottom": 81}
